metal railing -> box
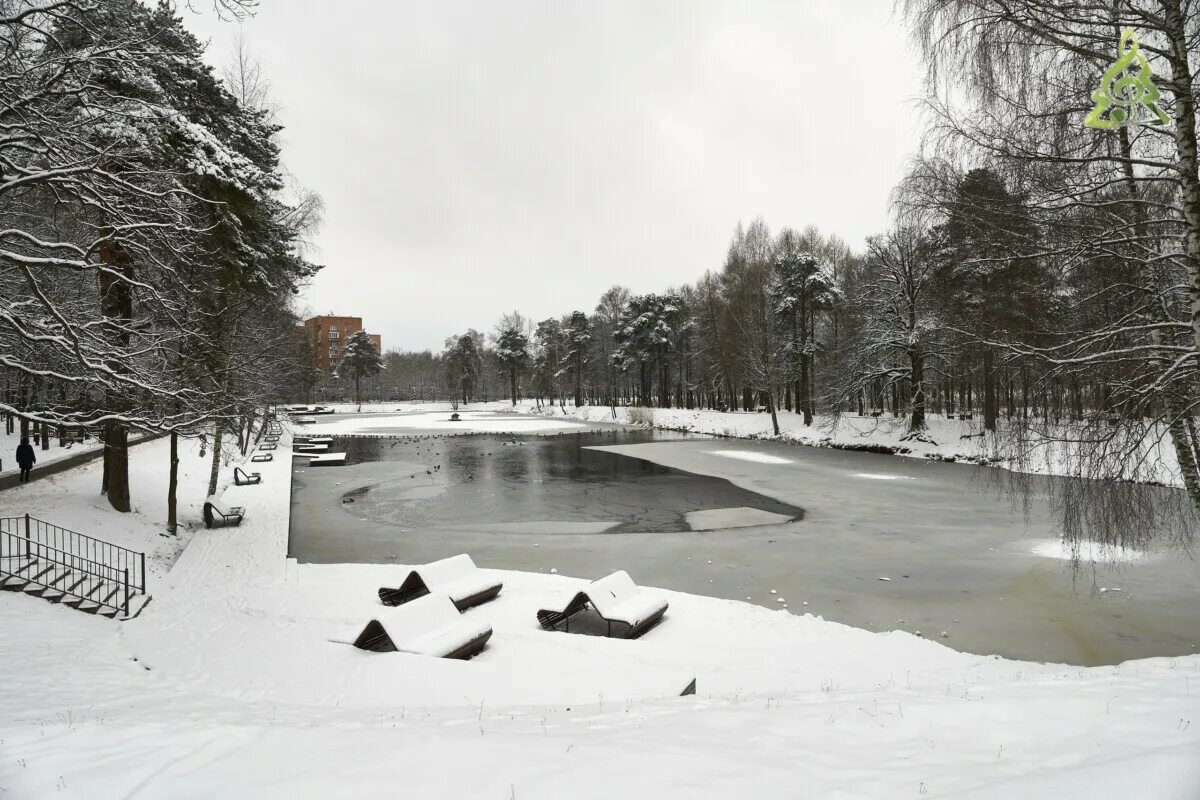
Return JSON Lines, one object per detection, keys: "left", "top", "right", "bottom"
{"left": 0, "top": 515, "right": 146, "bottom": 617}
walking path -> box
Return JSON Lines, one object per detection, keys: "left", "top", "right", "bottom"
{"left": 0, "top": 432, "right": 160, "bottom": 491}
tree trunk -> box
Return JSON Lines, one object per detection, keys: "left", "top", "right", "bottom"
{"left": 790, "top": 312, "right": 801, "bottom": 415}
{"left": 1156, "top": 0, "right": 1200, "bottom": 504}
{"left": 910, "top": 348, "right": 926, "bottom": 431}
{"left": 982, "top": 348, "right": 997, "bottom": 431}
{"left": 805, "top": 312, "right": 817, "bottom": 422}
{"left": 100, "top": 424, "right": 109, "bottom": 494}
{"left": 767, "top": 390, "right": 780, "bottom": 436}
{"left": 103, "top": 421, "right": 130, "bottom": 512}
{"left": 98, "top": 242, "right": 133, "bottom": 512}
{"left": 207, "top": 424, "right": 223, "bottom": 498}
{"left": 167, "top": 431, "right": 179, "bottom": 535}
{"left": 798, "top": 299, "right": 812, "bottom": 425}
{"left": 800, "top": 353, "right": 813, "bottom": 426}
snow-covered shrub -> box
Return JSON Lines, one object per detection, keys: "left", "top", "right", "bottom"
{"left": 626, "top": 406, "right": 655, "bottom": 427}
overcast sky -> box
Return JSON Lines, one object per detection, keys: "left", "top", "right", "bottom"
{"left": 185, "top": 1, "right": 925, "bottom": 352}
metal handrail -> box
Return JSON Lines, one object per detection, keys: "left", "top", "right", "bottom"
{"left": 0, "top": 530, "right": 134, "bottom": 616}
{"left": 0, "top": 514, "right": 145, "bottom": 594}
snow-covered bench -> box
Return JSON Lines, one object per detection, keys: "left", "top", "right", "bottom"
{"left": 295, "top": 436, "right": 332, "bottom": 445}
{"left": 233, "top": 466, "right": 261, "bottom": 486}
{"left": 203, "top": 497, "right": 244, "bottom": 529}
{"left": 352, "top": 594, "right": 492, "bottom": 659}
{"left": 378, "top": 554, "right": 503, "bottom": 612}
{"left": 308, "top": 452, "right": 346, "bottom": 466}
{"left": 537, "top": 571, "right": 668, "bottom": 639}
{"left": 258, "top": 442, "right": 277, "bottom": 451}
{"left": 251, "top": 453, "right": 273, "bottom": 463}
{"left": 294, "top": 443, "right": 328, "bottom": 453}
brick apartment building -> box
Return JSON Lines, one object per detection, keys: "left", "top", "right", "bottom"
{"left": 300, "top": 314, "right": 382, "bottom": 375}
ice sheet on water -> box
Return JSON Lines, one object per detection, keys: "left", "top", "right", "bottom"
{"left": 705, "top": 450, "right": 793, "bottom": 465}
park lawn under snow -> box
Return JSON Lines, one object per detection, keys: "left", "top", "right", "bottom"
{"left": 0, "top": 431, "right": 1197, "bottom": 797}
{"left": 0, "top": 434, "right": 244, "bottom": 582}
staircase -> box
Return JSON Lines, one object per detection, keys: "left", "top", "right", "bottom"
{"left": 0, "top": 515, "right": 149, "bottom": 619}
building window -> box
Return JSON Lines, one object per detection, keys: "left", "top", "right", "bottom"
{"left": 329, "top": 347, "right": 339, "bottom": 357}
{"left": 329, "top": 330, "right": 339, "bottom": 341}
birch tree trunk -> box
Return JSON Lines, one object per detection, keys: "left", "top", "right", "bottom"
{"left": 207, "top": 424, "right": 223, "bottom": 498}
{"left": 1160, "top": 0, "right": 1200, "bottom": 504}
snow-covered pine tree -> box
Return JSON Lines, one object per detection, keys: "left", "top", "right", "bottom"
{"left": 592, "top": 286, "right": 631, "bottom": 408}
{"left": 493, "top": 312, "right": 531, "bottom": 405}
{"left": 444, "top": 334, "right": 481, "bottom": 408}
{"left": 531, "top": 319, "right": 565, "bottom": 408}
{"left": 341, "top": 330, "right": 384, "bottom": 411}
{"left": 0, "top": 2, "right": 320, "bottom": 511}
{"left": 772, "top": 232, "right": 841, "bottom": 425}
{"left": 857, "top": 227, "right": 942, "bottom": 432}
{"left": 561, "top": 311, "right": 593, "bottom": 406}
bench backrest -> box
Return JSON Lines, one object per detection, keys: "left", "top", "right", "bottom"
{"left": 587, "top": 570, "right": 638, "bottom": 617}
{"left": 375, "top": 594, "right": 462, "bottom": 643}
{"left": 419, "top": 554, "right": 477, "bottom": 585}
{"left": 205, "top": 496, "right": 232, "bottom": 515}
{"left": 234, "top": 467, "right": 249, "bottom": 479}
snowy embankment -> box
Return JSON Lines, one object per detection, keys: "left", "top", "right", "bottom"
{"left": 310, "top": 399, "right": 1183, "bottom": 485}
{"left": 512, "top": 403, "right": 1185, "bottom": 486}
{"left": 0, "top": 428, "right": 1197, "bottom": 797}
{"left": 305, "top": 409, "right": 586, "bottom": 436}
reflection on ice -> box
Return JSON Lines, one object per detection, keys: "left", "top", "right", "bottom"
{"left": 852, "top": 472, "right": 915, "bottom": 480}
{"left": 1030, "top": 539, "right": 1149, "bottom": 563}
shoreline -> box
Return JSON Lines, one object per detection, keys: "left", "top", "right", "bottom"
{"left": 286, "top": 418, "right": 1200, "bottom": 667}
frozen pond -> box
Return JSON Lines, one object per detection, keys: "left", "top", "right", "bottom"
{"left": 289, "top": 423, "right": 1200, "bottom": 666}
{"left": 300, "top": 430, "right": 803, "bottom": 535}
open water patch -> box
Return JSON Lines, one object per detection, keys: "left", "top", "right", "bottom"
{"left": 298, "top": 430, "right": 804, "bottom": 535}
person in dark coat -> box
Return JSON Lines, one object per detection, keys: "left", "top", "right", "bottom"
{"left": 15, "top": 436, "right": 36, "bottom": 482}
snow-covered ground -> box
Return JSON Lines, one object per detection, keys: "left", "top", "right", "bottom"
{"left": 1, "top": 430, "right": 1197, "bottom": 797}
{"left": 0, "top": 432, "right": 264, "bottom": 580}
